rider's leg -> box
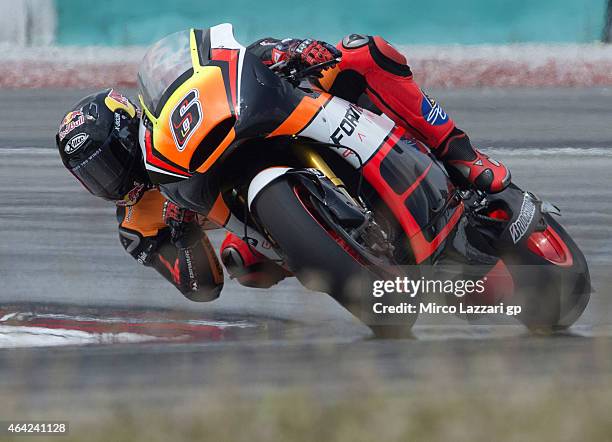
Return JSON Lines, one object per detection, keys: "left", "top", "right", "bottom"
{"left": 220, "top": 232, "right": 290, "bottom": 288}
{"left": 318, "top": 34, "right": 510, "bottom": 193}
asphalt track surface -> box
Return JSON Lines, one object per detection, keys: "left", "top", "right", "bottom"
{"left": 1, "top": 88, "right": 612, "bottom": 414}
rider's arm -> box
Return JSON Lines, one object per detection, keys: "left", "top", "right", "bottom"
{"left": 116, "top": 189, "right": 224, "bottom": 302}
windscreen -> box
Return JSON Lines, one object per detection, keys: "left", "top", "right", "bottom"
{"left": 137, "top": 30, "right": 193, "bottom": 115}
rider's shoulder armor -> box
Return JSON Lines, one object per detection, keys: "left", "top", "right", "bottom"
{"left": 342, "top": 34, "right": 370, "bottom": 49}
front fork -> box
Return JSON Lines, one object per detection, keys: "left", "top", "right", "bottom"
{"left": 292, "top": 143, "right": 395, "bottom": 258}
{"left": 293, "top": 143, "right": 360, "bottom": 205}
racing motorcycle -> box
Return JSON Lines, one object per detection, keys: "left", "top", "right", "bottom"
{"left": 136, "top": 24, "right": 590, "bottom": 337}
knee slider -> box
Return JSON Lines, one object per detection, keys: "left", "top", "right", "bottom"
{"left": 183, "top": 282, "right": 223, "bottom": 302}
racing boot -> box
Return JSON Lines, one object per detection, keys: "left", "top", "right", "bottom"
{"left": 436, "top": 128, "right": 511, "bottom": 193}
{"left": 220, "top": 232, "right": 290, "bottom": 288}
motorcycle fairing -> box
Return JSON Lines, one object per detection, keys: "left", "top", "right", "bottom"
{"left": 471, "top": 186, "right": 544, "bottom": 250}
{"left": 297, "top": 96, "right": 396, "bottom": 169}
{"left": 138, "top": 24, "right": 246, "bottom": 181}
{"left": 261, "top": 90, "right": 463, "bottom": 264}
{"left": 362, "top": 126, "right": 464, "bottom": 264}
{"left": 269, "top": 91, "right": 463, "bottom": 264}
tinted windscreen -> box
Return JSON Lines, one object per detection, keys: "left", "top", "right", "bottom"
{"left": 137, "top": 30, "right": 192, "bottom": 115}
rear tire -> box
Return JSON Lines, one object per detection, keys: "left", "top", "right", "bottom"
{"left": 509, "top": 215, "right": 590, "bottom": 330}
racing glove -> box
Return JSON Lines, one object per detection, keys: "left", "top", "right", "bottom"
{"left": 274, "top": 39, "right": 341, "bottom": 70}
{"left": 162, "top": 201, "right": 201, "bottom": 248}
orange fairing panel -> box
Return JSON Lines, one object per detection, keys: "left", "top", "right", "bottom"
{"left": 150, "top": 66, "right": 236, "bottom": 172}
{"left": 317, "top": 65, "right": 340, "bottom": 92}
{"left": 207, "top": 193, "right": 231, "bottom": 227}
{"left": 267, "top": 93, "right": 331, "bottom": 138}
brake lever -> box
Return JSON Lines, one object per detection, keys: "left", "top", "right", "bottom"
{"left": 269, "top": 59, "right": 289, "bottom": 72}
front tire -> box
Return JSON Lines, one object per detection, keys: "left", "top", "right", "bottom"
{"left": 252, "top": 176, "right": 416, "bottom": 338}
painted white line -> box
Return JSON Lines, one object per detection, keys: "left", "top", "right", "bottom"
{"left": 2, "top": 311, "right": 257, "bottom": 329}
{"left": 0, "top": 325, "right": 161, "bottom": 348}
{"left": 485, "top": 147, "right": 612, "bottom": 157}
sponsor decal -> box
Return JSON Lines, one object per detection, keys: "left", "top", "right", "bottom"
{"left": 509, "top": 193, "right": 537, "bottom": 244}
{"left": 108, "top": 89, "right": 130, "bottom": 107}
{"left": 64, "top": 133, "right": 89, "bottom": 155}
{"left": 183, "top": 249, "right": 198, "bottom": 290}
{"left": 137, "top": 251, "right": 149, "bottom": 265}
{"left": 125, "top": 206, "right": 134, "bottom": 223}
{"left": 104, "top": 89, "right": 137, "bottom": 118}
{"left": 158, "top": 255, "right": 181, "bottom": 284}
{"left": 116, "top": 183, "right": 148, "bottom": 207}
{"left": 330, "top": 103, "right": 364, "bottom": 145}
{"left": 114, "top": 112, "right": 122, "bottom": 131}
{"left": 420, "top": 93, "right": 448, "bottom": 126}
{"left": 170, "top": 89, "right": 203, "bottom": 151}
{"left": 272, "top": 48, "right": 283, "bottom": 62}
{"left": 58, "top": 111, "right": 85, "bottom": 141}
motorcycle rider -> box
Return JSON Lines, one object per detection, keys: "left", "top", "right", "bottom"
{"left": 56, "top": 33, "right": 510, "bottom": 302}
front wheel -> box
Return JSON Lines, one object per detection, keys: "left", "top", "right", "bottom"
{"left": 252, "top": 176, "right": 416, "bottom": 338}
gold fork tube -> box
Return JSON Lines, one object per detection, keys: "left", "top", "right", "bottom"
{"left": 294, "top": 143, "right": 345, "bottom": 188}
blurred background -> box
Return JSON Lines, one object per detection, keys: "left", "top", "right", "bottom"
{"left": 0, "top": 0, "right": 609, "bottom": 47}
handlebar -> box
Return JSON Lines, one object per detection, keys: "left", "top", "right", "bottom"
{"left": 270, "top": 57, "right": 341, "bottom": 84}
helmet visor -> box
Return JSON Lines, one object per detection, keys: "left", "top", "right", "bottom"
{"left": 68, "top": 132, "right": 140, "bottom": 201}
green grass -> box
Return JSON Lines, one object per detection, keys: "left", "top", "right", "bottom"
{"left": 5, "top": 383, "right": 612, "bottom": 442}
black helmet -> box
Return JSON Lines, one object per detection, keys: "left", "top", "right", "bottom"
{"left": 56, "top": 89, "right": 149, "bottom": 203}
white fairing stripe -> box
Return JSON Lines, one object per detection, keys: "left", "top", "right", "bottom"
{"left": 299, "top": 96, "right": 395, "bottom": 168}
{"left": 209, "top": 23, "right": 245, "bottom": 50}
{"left": 138, "top": 119, "right": 188, "bottom": 179}
{"left": 138, "top": 118, "right": 148, "bottom": 169}
{"left": 236, "top": 47, "right": 244, "bottom": 115}
{"left": 144, "top": 164, "right": 188, "bottom": 179}
{"left": 248, "top": 167, "right": 293, "bottom": 209}
{"left": 209, "top": 23, "right": 245, "bottom": 114}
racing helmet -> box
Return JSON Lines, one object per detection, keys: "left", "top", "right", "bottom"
{"left": 56, "top": 89, "right": 149, "bottom": 203}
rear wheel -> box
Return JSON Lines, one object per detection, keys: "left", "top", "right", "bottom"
{"left": 508, "top": 215, "right": 590, "bottom": 330}
{"left": 252, "top": 176, "right": 417, "bottom": 338}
